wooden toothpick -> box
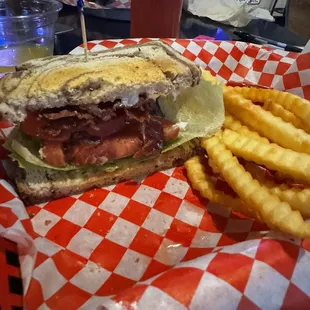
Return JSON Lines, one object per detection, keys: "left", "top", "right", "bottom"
{"left": 77, "top": 0, "right": 88, "bottom": 61}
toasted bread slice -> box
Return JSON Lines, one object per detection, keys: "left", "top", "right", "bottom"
{"left": 13, "top": 140, "right": 200, "bottom": 205}
{"left": 0, "top": 41, "right": 201, "bottom": 123}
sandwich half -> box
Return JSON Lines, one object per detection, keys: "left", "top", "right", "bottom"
{"left": 0, "top": 41, "right": 224, "bottom": 204}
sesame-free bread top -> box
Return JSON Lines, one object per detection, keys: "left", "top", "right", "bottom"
{"left": 0, "top": 41, "right": 201, "bottom": 123}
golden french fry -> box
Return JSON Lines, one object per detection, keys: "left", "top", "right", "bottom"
{"left": 269, "top": 186, "right": 310, "bottom": 218}
{"left": 201, "top": 136, "right": 310, "bottom": 238}
{"left": 208, "top": 158, "right": 221, "bottom": 174}
{"left": 224, "top": 113, "right": 269, "bottom": 144}
{"left": 227, "top": 86, "right": 310, "bottom": 127}
{"left": 253, "top": 176, "right": 310, "bottom": 218}
{"left": 207, "top": 151, "right": 310, "bottom": 218}
{"left": 222, "top": 129, "right": 310, "bottom": 183}
{"left": 263, "top": 100, "right": 310, "bottom": 134}
{"left": 273, "top": 171, "right": 310, "bottom": 186}
{"left": 246, "top": 160, "right": 305, "bottom": 186}
{"left": 185, "top": 156, "right": 237, "bottom": 206}
{"left": 223, "top": 88, "right": 310, "bottom": 154}
{"left": 185, "top": 156, "right": 261, "bottom": 221}
{"left": 271, "top": 170, "right": 309, "bottom": 186}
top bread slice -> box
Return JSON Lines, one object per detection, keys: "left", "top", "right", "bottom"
{"left": 0, "top": 41, "right": 201, "bottom": 123}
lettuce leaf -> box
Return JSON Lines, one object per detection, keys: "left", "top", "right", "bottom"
{"left": 4, "top": 70, "right": 224, "bottom": 171}
{"left": 4, "top": 129, "right": 149, "bottom": 172}
{"left": 159, "top": 70, "right": 224, "bottom": 152}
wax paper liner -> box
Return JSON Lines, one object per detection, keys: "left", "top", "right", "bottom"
{"left": 60, "top": 0, "right": 131, "bottom": 10}
{"left": 0, "top": 39, "right": 310, "bottom": 310}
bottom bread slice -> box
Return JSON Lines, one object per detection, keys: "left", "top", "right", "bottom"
{"left": 14, "top": 140, "right": 200, "bottom": 205}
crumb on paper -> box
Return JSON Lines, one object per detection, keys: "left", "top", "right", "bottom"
{"left": 28, "top": 211, "right": 35, "bottom": 218}
{"left": 44, "top": 220, "right": 52, "bottom": 226}
{"left": 87, "top": 262, "right": 102, "bottom": 273}
{"left": 135, "top": 258, "right": 140, "bottom": 263}
{"left": 109, "top": 216, "right": 114, "bottom": 222}
{"left": 89, "top": 193, "right": 95, "bottom": 198}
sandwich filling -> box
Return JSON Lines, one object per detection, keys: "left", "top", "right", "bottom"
{"left": 4, "top": 70, "right": 224, "bottom": 171}
{"left": 20, "top": 98, "right": 180, "bottom": 167}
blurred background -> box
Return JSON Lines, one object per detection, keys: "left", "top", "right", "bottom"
{"left": 287, "top": 0, "right": 310, "bottom": 40}
{"left": 0, "top": 0, "right": 309, "bottom": 69}
{"left": 54, "top": 0, "right": 309, "bottom": 54}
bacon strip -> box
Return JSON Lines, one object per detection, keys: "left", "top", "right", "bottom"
{"left": 22, "top": 104, "right": 180, "bottom": 167}
{"left": 42, "top": 109, "right": 93, "bottom": 120}
{"left": 41, "top": 119, "right": 179, "bottom": 167}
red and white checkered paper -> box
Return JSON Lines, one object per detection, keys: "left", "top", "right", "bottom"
{"left": 1, "top": 39, "right": 310, "bottom": 310}
{"left": 60, "top": 0, "right": 131, "bottom": 10}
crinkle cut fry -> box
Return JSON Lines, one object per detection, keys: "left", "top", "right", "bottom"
{"left": 223, "top": 87, "right": 310, "bottom": 154}
{"left": 207, "top": 152, "right": 310, "bottom": 218}
{"left": 248, "top": 173, "right": 310, "bottom": 218}
{"left": 208, "top": 157, "right": 221, "bottom": 174}
{"left": 215, "top": 129, "right": 310, "bottom": 218}
{"left": 185, "top": 156, "right": 261, "bottom": 221}
{"left": 201, "top": 135, "right": 310, "bottom": 238}
{"left": 227, "top": 86, "right": 310, "bottom": 127}
{"left": 224, "top": 113, "right": 269, "bottom": 144}
{"left": 221, "top": 129, "right": 310, "bottom": 184}
{"left": 269, "top": 186, "right": 310, "bottom": 218}
{"left": 263, "top": 100, "right": 310, "bottom": 134}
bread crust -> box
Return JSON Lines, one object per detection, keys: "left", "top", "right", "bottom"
{"left": 0, "top": 41, "right": 201, "bottom": 123}
{"left": 14, "top": 140, "right": 200, "bottom": 205}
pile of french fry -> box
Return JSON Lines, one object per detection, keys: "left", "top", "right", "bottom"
{"left": 185, "top": 86, "right": 310, "bottom": 238}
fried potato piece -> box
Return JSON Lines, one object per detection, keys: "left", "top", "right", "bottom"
{"left": 254, "top": 177, "right": 310, "bottom": 217}
{"left": 201, "top": 136, "right": 310, "bottom": 238}
{"left": 263, "top": 100, "right": 310, "bottom": 134}
{"left": 223, "top": 88, "right": 310, "bottom": 154}
{"left": 271, "top": 170, "right": 310, "bottom": 186}
{"left": 206, "top": 151, "right": 310, "bottom": 219}
{"left": 224, "top": 113, "right": 269, "bottom": 144}
{"left": 208, "top": 158, "right": 221, "bottom": 174}
{"left": 228, "top": 86, "right": 310, "bottom": 127}
{"left": 185, "top": 156, "right": 261, "bottom": 220}
{"left": 269, "top": 186, "right": 310, "bottom": 218}
{"left": 222, "top": 129, "right": 310, "bottom": 183}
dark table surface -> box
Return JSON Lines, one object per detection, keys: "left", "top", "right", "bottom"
{"left": 55, "top": 4, "right": 307, "bottom": 55}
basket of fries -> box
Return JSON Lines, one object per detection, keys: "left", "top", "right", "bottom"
{"left": 0, "top": 38, "right": 310, "bottom": 309}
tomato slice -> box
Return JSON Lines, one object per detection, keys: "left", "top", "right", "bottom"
{"left": 161, "top": 118, "right": 180, "bottom": 142}
{"left": 68, "top": 135, "right": 143, "bottom": 166}
{"left": 42, "top": 141, "right": 66, "bottom": 167}
{"left": 20, "top": 113, "right": 47, "bottom": 137}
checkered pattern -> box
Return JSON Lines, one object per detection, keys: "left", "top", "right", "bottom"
{"left": 60, "top": 0, "right": 131, "bottom": 9}
{"left": 0, "top": 238, "right": 23, "bottom": 310}
{"left": 0, "top": 39, "right": 310, "bottom": 309}
{"left": 277, "top": 41, "right": 310, "bottom": 99}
